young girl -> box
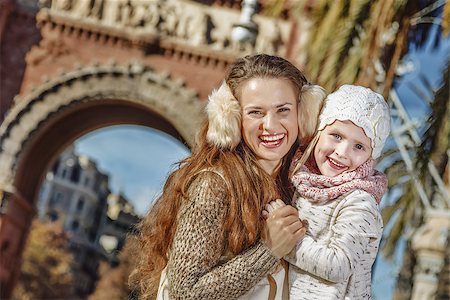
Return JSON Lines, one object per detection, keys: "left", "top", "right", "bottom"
{"left": 265, "top": 84, "right": 391, "bottom": 299}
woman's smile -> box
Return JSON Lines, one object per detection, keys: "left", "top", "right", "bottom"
{"left": 240, "top": 77, "right": 299, "bottom": 174}
{"left": 259, "top": 133, "right": 286, "bottom": 148}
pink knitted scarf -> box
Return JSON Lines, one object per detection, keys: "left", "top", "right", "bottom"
{"left": 291, "top": 152, "right": 387, "bottom": 204}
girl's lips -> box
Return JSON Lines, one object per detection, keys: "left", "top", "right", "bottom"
{"left": 327, "top": 157, "right": 348, "bottom": 170}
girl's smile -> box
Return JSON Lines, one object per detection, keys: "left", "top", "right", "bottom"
{"left": 314, "top": 120, "right": 372, "bottom": 177}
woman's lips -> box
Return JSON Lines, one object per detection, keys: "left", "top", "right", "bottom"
{"left": 260, "top": 133, "right": 285, "bottom": 148}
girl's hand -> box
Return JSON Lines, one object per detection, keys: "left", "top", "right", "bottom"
{"left": 262, "top": 203, "right": 305, "bottom": 258}
{"left": 262, "top": 199, "right": 286, "bottom": 218}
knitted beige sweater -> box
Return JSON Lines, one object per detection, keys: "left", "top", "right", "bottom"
{"left": 166, "top": 171, "right": 279, "bottom": 299}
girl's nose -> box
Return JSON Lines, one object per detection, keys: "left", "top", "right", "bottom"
{"left": 335, "top": 142, "right": 350, "bottom": 158}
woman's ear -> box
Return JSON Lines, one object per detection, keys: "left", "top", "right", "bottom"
{"left": 298, "top": 85, "right": 326, "bottom": 145}
{"left": 205, "top": 81, "right": 242, "bottom": 149}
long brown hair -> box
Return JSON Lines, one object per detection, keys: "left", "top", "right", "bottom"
{"left": 130, "top": 54, "right": 308, "bottom": 298}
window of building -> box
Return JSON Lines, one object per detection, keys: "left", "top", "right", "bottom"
{"left": 51, "top": 159, "right": 60, "bottom": 174}
{"left": 48, "top": 211, "right": 59, "bottom": 221}
{"left": 77, "top": 197, "right": 84, "bottom": 211}
{"left": 71, "top": 220, "right": 79, "bottom": 231}
{"left": 70, "top": 164, "right": 81, "bottom": 183}
{"left": 84, "top": 177, "right": 90, "bottom": 187}
{"left": 49, "top": 192, "right": 63, "bottom": 206}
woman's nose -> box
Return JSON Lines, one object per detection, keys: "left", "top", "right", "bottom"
{"left": 261, "top": 113, "right": 278, "bottom": 131}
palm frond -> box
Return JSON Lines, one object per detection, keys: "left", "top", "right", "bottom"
{"left": 443, "top": 0, "right": 450, "bottom": 36}
{"left": 318, "top": 0, "right": 371, "bottom": 89}
{"left": 382, "top": 181, "right": 421, "bottom": 258}
{"left": 307, "top": 0, "right": 346, "bottom": 81}
{"left": 416, "top": 63, "right": 450, "bottom": 179}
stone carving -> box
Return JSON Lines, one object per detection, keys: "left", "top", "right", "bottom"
{"left": 41, "top": 0, "right": 289, "bottom": 55}
{"left": 26, "top": 38, "right": 72, "bottom": 66}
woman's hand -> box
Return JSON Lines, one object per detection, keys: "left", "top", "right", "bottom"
{"left": 262, "top": 200, "right": 306, "bottom": 258}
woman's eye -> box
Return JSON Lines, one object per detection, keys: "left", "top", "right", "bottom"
{"left": 332, "top": 134, "right": 341, "bottom": 140}
{"left": 278, "top": 107, "right": 290, "bottom": 113}
{"left": 249, "top": 110, "right": 262, "bottom": 116}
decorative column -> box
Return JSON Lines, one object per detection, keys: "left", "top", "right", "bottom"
{"left": 411, "top": 209, "right": 450, "bottom": 300}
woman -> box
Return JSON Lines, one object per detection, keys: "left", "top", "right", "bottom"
{"left": 131, "top": 54, "right": 318, "bottom": 299}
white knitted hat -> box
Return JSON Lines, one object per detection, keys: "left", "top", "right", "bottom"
{"left": 318, "top": 85, "right": 391, "bottom": 159}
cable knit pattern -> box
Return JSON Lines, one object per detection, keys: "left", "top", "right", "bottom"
{"left": 287, "top": 189, "right": 384, "bottom": 299}
{"left": 166, "top": 171, "right": 279, "bottom": 299}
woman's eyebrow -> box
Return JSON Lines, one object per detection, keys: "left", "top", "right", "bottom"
{"left": 275, "top": 102, "right": 293, "bottom": 108}
{"left": 244, "top": 102, "right": 293, "bottom": 110}
{"left": 244, "top": 105, "right": 263, "bottom": 110}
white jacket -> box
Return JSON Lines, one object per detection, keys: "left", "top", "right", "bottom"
{"left": 287, "top": 190, "right": 383, "bottom": 299}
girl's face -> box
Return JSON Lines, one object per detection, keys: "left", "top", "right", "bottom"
{"left": 314, "top": 120, "right": 372, "bottom": 177}
{"left": 239, "top": 77, "right": 299, "bottom": 174}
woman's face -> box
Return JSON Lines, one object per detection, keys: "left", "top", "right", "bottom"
{"left": 239, "top": 77, "right": 299, "bottom": 174}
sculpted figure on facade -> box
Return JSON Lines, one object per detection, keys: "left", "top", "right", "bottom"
{"left": 49, "top": 0, "right": 72, "bottom": 11}
{"left": 255, "top": 21, "right": 283, "bottom": 55}
{"left": 127, "top": 0, "right": 160, "bottom": 28}
{"left": 89, "top": 0, "right": 104, "bottom": 19}
{"left": 178, "top": 10, "right": 208, "bottom": 46}
{"left": 43, "top": 0, "right": 288, "bottom": 55}
{"left": 101, "top": 0, "right": 128, "bottom": 26}
{"left": 159, "top": 2, "right": 179, "bottom": 36}
{"left": 209, "top": 17, "right": 230, "bottom": 50}
{"left": 70, "top": 0, "right": 92, "bottom": 19}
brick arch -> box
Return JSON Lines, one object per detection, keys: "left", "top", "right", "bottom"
{"left": 0, "top": 63, "right": 204, "bottom": 298}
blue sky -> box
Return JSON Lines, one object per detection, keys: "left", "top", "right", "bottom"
{"left": 72, "top": 23, "right": 449, "bottom": 300}
{"left": 75, "top": 126, "right": 190, "bottom": 215}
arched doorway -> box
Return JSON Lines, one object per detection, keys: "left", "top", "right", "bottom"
{"left": 0, "top": 63, "right": 204, "bottom": 297}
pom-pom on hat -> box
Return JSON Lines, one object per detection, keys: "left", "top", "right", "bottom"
{"left": 318, "top": 85, "right": 391, "bottom": 159}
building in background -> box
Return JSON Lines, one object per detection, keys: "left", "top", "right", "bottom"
{"left": 99, "top": 193, "right": 140, "bottom": 265}
{"left": 38, "top": 146, "right": 110, "bottom": 295}
{"left": 38, "top": 146, "right": 140, "bottom": 296}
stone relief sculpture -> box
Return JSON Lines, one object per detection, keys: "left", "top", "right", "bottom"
{"left": 43, "top": 0, "right": 287, "bottom": 55}
{"left": 128, "top": 0, "right": 160, "bottom": 28}
{"left": 71, "top": 0, "right": 92, "bottom": 19}
{"left": 159, "top": 2, "right": 179, "bottom": 36}
{"left": 255, "top": 21, "right": 283, "bottom": 54}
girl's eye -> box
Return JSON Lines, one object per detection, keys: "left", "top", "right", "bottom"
{"left": 332, "top": 134, "right": 341, "bottom": 140}
{"left": 355, "top": 144, "right": 365, "bottom": 151}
